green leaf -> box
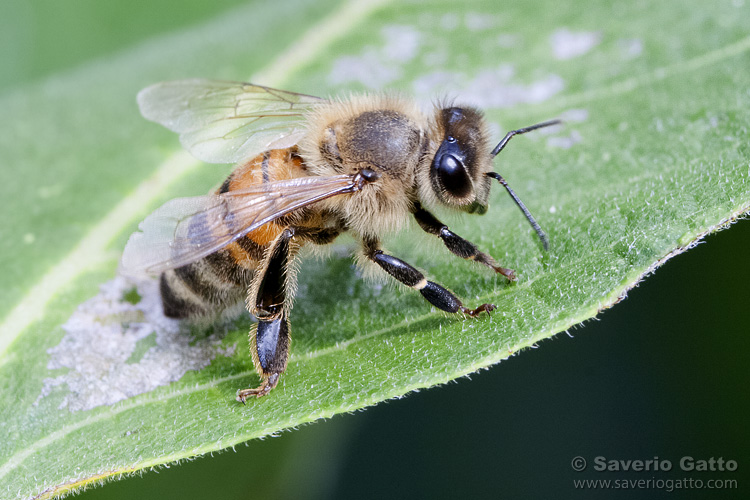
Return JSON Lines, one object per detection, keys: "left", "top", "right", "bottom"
{"left": 2, "top": 0, "right": 749, "bottom": 498}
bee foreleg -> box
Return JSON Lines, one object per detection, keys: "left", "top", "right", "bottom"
{"left": 363, "top": 238, "right": 494, "bottom": 317}
{"left": 237, "top": 228, "right": 296, "bottom": 403}
{"left": 413, "top": 204, "right": 516, "bottom": 281}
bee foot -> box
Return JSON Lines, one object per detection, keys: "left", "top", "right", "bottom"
{"left": 461, "top": 303, "right": 496, "bottom": 317}
{"left": 236, "top": 374, "right": 279, "bottom": 403}
{"left": 492, "top": 265, "right": 517, "bottom": 281}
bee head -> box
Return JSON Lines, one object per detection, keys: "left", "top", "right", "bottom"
{"left": 426, "top": 106, "right": 493, "bottom": 214}
{"left": 424, "top": 108, "right": 561, "bottom": 251}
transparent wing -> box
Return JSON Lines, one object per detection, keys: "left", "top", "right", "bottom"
{"left": 121, "top": 175, "right": 357, "bottom": 276}
{"left": 137, "top": 79, "right": 326, "bottom": 163}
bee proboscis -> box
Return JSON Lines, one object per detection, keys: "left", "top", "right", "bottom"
{"left": 121, "top": 79, "right": 559, "bottom": 401}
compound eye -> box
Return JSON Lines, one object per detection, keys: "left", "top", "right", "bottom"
{"left": 436, "top": 153, "right": 471, "bottom": 198}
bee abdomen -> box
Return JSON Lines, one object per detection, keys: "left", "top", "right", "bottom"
{"left": 158, "top": 146, "right": 300, "bottom": 320}
{"left": 160, "top": 250, "right": 254, "bottom": 319}
{"left": 160, "top": 272, "right": 207, "bottom": 318}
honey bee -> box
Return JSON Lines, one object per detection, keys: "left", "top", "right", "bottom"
{"left": 121, "top": 79, "right": 559, "bottom": 402}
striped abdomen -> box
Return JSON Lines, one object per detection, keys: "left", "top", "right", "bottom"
{"left": 160, "top": 148, "right": 307, "bottom": 319}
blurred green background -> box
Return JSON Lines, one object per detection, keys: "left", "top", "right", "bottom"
{"left": 2, "top": 0, "right": 747, "bottom": 498}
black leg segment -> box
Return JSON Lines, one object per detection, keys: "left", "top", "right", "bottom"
{"left": 370, "top": 251, "right": 425, "bottom": 288}
{"left": 363, "top": 238, "right": 495, "bottom": 317}
{"left": 255, "top": 314, "right": 291, "bottom": 375}
{"left": 419, "top": 281, "right": 461, "bottom": 313}
{"left": 413, "top": 204, "right": 516, "bottom": 281}
{"left": 255, "top": 229, "right": 293, "bottom": 318}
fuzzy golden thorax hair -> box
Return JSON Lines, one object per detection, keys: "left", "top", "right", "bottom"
{"left": 298, "top": 94, "right": 430, "bottom": 238}
{"left": 299, "top": 95, "right": 498, "bottom": 238}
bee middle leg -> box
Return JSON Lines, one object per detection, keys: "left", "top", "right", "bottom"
{"left": 412, "top": 203, "right": 516, "bottom": 281}
{"left": 237, "top": 228, "right": 296, "bottom": 403}
{"left": 363, "top": 238, "right": 494, "bottom": 317}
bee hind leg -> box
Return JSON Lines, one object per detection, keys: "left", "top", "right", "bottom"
{"left": 237, "top": 318, "right": 288, "bottom": 403}
{"left": 237, "top": 229, "right": 296, "bottom": 403}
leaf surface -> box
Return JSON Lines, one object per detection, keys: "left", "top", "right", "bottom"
{"left": 1, "top": 0, "right": 749, "bottom": 498}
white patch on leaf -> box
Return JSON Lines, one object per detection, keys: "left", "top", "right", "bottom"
{"left": 550, "top": 29, "right": 602, "bottom": 60}
{"left": 464, "top": 12, "right": 498, "bottom": 31}
{"left": 381, "top": 25, "right": 422, "bottom": 63}
{"left": 439, "top": 13, "right": 459, "bottom": 31}
{"left": 328, "top": 25, "right": 422, "bottom": 89}
{"left": 36, "top": 275, "right": 236, "bottom": 412}
{"left": 547, "top": 130, "right": 583, "bottom": 149}
{"left": 413, "top": 65, "right": 564, "bottom": 109}
{"left": 560, "top": 108, "right": 589, "bottom": 123}
{"left": 496, "top": 34, "right": 521, "bottom": 48}
{"left": 617, "top": 38, "right": 643, "bottom": 59}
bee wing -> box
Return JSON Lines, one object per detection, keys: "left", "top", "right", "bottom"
{"left": 137, "top": 79, "right": 326, "bottom": 164}
{"left": 121, "top": 175, "right": 356, "bottom": 276}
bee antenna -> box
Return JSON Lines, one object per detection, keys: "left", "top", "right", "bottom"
{"left": 487, "top": 119, "right": 560, "bottom": 251}
{"left": 486, "top": 172, "right": 549, "bottom": 251}
{"left": 490, "top": 119, "right": 562, "bottom": 158}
